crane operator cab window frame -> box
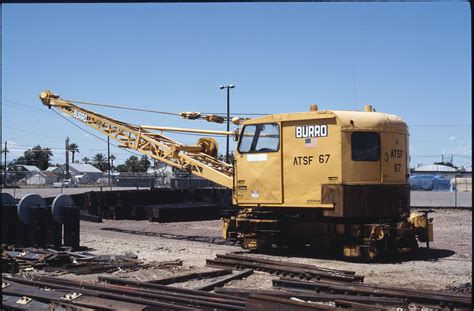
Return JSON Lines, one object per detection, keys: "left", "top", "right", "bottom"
{"left": 351, "top": 132, "right": 380, "bottom": 161}
{"left": 238, "top": 123, "right": 280, "bottom": 153}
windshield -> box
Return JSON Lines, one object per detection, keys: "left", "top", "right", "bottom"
{"left": 238, "top": 123, "right": 280, "bottom": 153}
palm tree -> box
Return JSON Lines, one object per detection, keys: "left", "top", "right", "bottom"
{"left": 109, "top": 154, "right": 116, "bottom": 171}
{"left": 92, "top": 153, "right": 107, "bottom": 171}
{"left": 68, "top": 143, "right": 80, "bottom": 163}
{"left": 81, "top": 156, "right": 90, "bottom": 164}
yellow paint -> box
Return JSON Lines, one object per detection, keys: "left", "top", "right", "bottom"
{"left": 235, "top": 109, "right": 409, "bottom": 208}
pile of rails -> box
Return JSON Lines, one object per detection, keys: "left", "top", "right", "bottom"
{"left": 2, "top": 247, "right": 144, "bottom": 275}
{"left": 3, "top": 252, "right": 471, "bottom": 310}
{"left": 79, "top": 188, "right": 232, "bottom": 222}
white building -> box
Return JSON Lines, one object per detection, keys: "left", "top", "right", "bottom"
{"left": 412, "top": 164, "right": 457, "bottom": 180}
{"left": 15, "top": 165, "right": 41, "bottom": 173}
{"left": 25, "top": 171, "right": 58, "bottom": 185}
{"left": 54, "top": 163, "right": 104, "bottom": 184}
{"left": 47, "top": 166, "right": 64, "bottom": 174}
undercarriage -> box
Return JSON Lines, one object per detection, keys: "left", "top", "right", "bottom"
{"left": 223, "top": 207, "right": 433, "bottom": 260}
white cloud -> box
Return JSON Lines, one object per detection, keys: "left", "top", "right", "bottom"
{"left": 449, "top": 136, "right": 456, "bottom": 141}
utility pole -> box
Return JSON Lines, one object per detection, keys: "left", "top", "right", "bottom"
{"left": 65, "top": 137, "right": 70, "bottom": 179}
{"left": 3, "top": 141, "right": 7, "bottom": 187}
{"left": 107, "top": 136, "right": 111, "bottom": 190}
{"left": 219, "top": 84, "right": 235, "bottom": 163}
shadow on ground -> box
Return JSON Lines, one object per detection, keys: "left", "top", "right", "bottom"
{"left": 240, "top": 246, "right": 456, "bottom": 264}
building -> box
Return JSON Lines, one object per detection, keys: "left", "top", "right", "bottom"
{"left": 46, "top": 166, "right": 64, "bottom": 175}
{"left": 54, "top": 163, "right": 104, "bottom": 183}
{"left": 15, "top": 165, "right": 41, "bottom": 173}
{"left": 25, "top": 171, "right": 59, "bottom": 185}
{"left": 12, "top": 165, "right": 42, "bottom": 183}
{"left": 412, "top": 164, "right": 457, "bottom": 180}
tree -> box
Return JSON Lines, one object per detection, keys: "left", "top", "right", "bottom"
{"left": 68, "top": 143, "right": 79, "bottom": 163}
{"left": 13, "top": 145, "right": 53, "bottom": 170}
{"left": 92, "top": 153, "right": 108, "bottom": 171}
{"left": 81, "top": 156, "right": 90, "bottom": 164}
{"left": 116, "top": 155, "right": 150, "bottom": 172}
{"left": 139, "top": 155, "right": 151, "bottom": 172}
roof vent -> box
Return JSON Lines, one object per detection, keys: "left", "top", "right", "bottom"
{"left": 310, "top": 104, "right": 318, "bottom": 112}
{"left": 364, "top": 105, "right": 374, "bottom": 112}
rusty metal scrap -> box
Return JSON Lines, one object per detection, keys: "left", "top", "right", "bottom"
{"left": 194, "top": 269, "right": 254, "bottom": 292}
{"left": 147, "top": 268, "right": 233, "bottom": 285}
{"left": 2, "top": 247, "right": 145, "bottom": 275}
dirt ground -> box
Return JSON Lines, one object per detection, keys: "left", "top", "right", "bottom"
{"left": 48, "top": 208, "right": 471, "bottom": 293}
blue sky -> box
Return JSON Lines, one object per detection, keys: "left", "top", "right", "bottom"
{"left": 2, "top": 3, "right": 471, "bottom": 169}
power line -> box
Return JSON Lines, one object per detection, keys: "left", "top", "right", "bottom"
{"left": 411, "top": 155, "right": 472, "bottom": 159}
{"left": 2, "top": 124, "right": 63, "bottom": 139}
{"left": 410, "top": 124, "right": 471, "bottom": 127}
{"left": 3, "top": 99, "right": 52, "bottom": 115}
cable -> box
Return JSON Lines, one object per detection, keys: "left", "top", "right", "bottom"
{"left": 201, "top": 112, "right": 266, "bottom": 116}
{"left": 64, "top": 98, "right": 266, "bottom": 118}
{"left": 65, "top": 98, "right": 183, "bottom": 116}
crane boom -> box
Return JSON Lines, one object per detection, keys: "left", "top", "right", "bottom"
{"left": 39, "top": 91, "right": 234, "bottom": 188}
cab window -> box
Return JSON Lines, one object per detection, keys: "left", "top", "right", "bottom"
{"left": 238, "top": 123, "right": 280, "bottom": 153}
{"left": 352, "top": 132, "right": 380, "bottom": 161}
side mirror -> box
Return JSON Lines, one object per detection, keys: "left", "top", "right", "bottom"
{"left": 232, "top": 129, "right": 240, "bottom": 142}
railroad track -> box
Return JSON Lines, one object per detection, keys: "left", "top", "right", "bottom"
{"left": 2, "top": 252, "right": 471, "bottom": 310}
{"left": 206, "top": 253, "right": 364, "bottom": 282}
{"left": 101, "top": 227, "right": 240, "bottom": 246}
{"left": 272, "top": 277, "right": 472, "bottom": 309}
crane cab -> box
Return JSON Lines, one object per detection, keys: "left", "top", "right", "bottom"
{"left": 225, "top": 105, "right": 424, "bottom": 257}
{"left": 233, "top": 106, "right": 410, "bottom": 219}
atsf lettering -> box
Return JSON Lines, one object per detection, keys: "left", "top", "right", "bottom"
{"left": 391, "top": 149, "right": 403, "bottom": 159}
{"left": 293, "top": 156, "right": 314, "bottom": 166}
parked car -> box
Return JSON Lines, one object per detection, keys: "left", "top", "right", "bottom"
{"left": 52, "top": 179, "right": 77, "bottom": 188}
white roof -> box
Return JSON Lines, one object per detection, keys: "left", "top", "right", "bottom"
{"left": 46, "top": 166, "right": 62, "bottom": 172}
{"left": 27, "top": 170, "right": 57, "bottom": 177}
{"left": 69, "top": 163, "right": 102, "bottom": 173}
{"left": 147, "top": 166, "right": 173, "bottom": 174}
{"left": 20, "top": 165, "right": 41, "bottom": 172}
{"left": 414, "top": 164, "right": 457, "bottom": 172}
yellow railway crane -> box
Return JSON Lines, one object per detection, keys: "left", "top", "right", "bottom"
{"left": 39, "top": 91, "right": 433, "bottom": 259}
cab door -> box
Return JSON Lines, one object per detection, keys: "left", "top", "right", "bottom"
{"left": 381, "top": 132, "right": 408, "bottom": 183}
{"left": 235, "top": 123, "right": 282, "bottom": 204}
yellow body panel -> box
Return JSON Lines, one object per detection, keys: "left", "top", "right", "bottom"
{"left": 236, "top": 151, "right": 282, "bottom": 204}
{"left": 234, "top": 109, "right": 409, "bottom": 208}
{"left": 341, "top": 131, "right": 381, "bottom": 184}
{"left": 381, "top": 132, "right": 408, "bottom": 183}
{"left": 281, "top": 118, "right": 340, "bottom": 207}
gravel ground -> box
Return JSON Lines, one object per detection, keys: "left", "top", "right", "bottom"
{"left": 55, "top": 208, "right": 472, "bottom": 292}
